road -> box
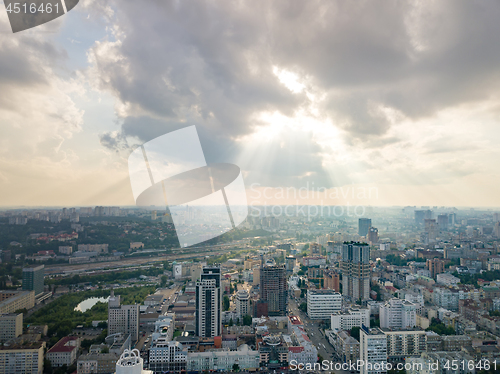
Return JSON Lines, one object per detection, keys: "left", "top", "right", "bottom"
{"left": 289, "top": 297, "right": 353, "bottom": 374}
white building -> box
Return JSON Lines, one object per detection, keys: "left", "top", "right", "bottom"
{"left": 331, "top": 308, "right": 370, "bottom": 331}
{"left": 46, "top": 336, "right": 80, "bottom": 368}
{"left": 235, "top": 289, "right": 250, "bottom": 320}
{"left": 379, "top": 298, "right": 416, "bottom": 330}
{"left": 307, "top": 289, "right": 342, "bottom": 319}
{"left": 149, "top": 340, "right": 187, "bottom": 373}
{"left": 0, "top": 313, "right": 23, "bottom": 342}
{"left": 436, "top": 273, "right": 460, "bottom": 286}
{"left": 108, "top": 291, "right": 140, "bottom": 342}
{"left": 432, "top": 288, "right": 459, "bottom": 311}
{"left": 116, "top": 349, "right": 153, "bottom": 374}
{"left": 186, "top": 345, "right": 259, "bottom": 372}
{"left": 360, "top": 326, "right": 387, "bottom": 374}
{"left": 287, "top": 324, "right": 318, "bottom": 366}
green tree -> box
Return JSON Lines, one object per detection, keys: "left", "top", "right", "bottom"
{"left": 223, "top": 296, "right": 230, "bottom": 311}
{"left": 229, "top": 318, "right": 234, "bottom": 326}
{"left": 242, "top": 314, "right": 252, "bottom": 326}
{"left": 232, "top": 363, "right": 240, "bottom": 372}
{"left": 299, "top": 302, "right": 307, "bottom": 312}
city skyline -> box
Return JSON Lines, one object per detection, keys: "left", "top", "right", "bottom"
{"left": 1, "top": 1, "right": 500, "bottom": 207}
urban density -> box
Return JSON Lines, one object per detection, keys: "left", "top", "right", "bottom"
{"left": 1, "top": 206, "right": 500, "bottom": 373}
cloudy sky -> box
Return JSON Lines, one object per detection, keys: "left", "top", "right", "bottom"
{"left": 1, "top": 0, "right": 500, "bottom": 208}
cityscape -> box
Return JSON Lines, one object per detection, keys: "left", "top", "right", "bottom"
{"left": 1, "top": 206, "right": 500, "bottom": 373}
{"left": 2, "top": 1, "right": 500, "bottom": 374}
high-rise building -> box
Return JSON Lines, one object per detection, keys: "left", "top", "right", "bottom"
{"left": 424, "top": 219, "right": 438, "bottom": 241}
{"left": 414, "top": 210, "right": 432, "bottom": 226}
{"left": 368, "top": 227, "right": 379, "bottom": 244}
{"left": 235, "top": 289, "right": 250, "bottom": 320}
{"left": 359, "top": 326, "right": 387, "bottom": 374}
{"left": 285, "top": 256, "right": 296, "bottom": 272}
{"left": 437, "top": 214, "right": 448, "bottom": 231}
{"left": 379, "top": 298, "right": 416, "bottom": 330}
{"left": 0, "top": 313, "right": 23, "bottom": 342}
{"left": 306, "top": 289, "right": 341, "bottom": 319}
{"left": 22, "top": 265, "right": 44, "bottom": 296}
{"left": 108, "top": 291, "right": 139, "bottom": 342}
{"left": 426, "top": 258, "right": 445, "bottom": 279}
{"left": 358, "top": 218, "right": 372, "bottom": 237}
{"left": 196, "top": 265, "right": 222, "bottom": 337}
{"left": 259, "top": 264, "right": 287, "bottom": 316}
{"left": 341, "top": 243, "right": 370, "bottom": 302}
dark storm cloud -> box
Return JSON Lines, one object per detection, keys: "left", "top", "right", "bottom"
{"left": 92, "top": 0, "right": 500, "bottom": 185}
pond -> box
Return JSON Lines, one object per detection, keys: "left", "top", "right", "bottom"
{"left": 74, "top": 297, "right": 109, "bottom": 313}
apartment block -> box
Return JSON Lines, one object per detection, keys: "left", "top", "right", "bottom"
{"left": 0, "top": 313, "right": 23, "bottom": 342}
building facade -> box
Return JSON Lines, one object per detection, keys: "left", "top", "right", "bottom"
{"left": 306, "top": 289, "right": 342, "bottom": 320}
{"left": 341, "top": 243, "right": 370, "bottom": 302}
{"left": 359, "top": 326, "right": 387, "bottom": 374}
{"left": 22, "top": 265, "right": 44, "bottom": 296}
{"left": 0, "top": 342, "right": 45, "bottom": 374}
{"left": 379, "top": 298, "right": 416, "bottom": 330}
{"left": 259, "top": 264, "right": 287, "bottom": 316}
{"left": 331, "top": 308, "right": 370, "bottom": 331}
{"left": 108, "top": 291, "right": 140, "bottom": 342}
{"left": 0, "top": 313, "right": 23, "bottom": 342}
{"left": 196, "top": 265, "right": 222, "bottom": 338}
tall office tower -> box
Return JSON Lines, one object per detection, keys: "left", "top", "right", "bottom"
{"left": 414, "top": 209, "right": 432, "bottom": 226}
{"left": 108, "top": 291, "right": 140, "bottom": 342}
{"left": 309, "top": 242, "right": 322, "bottom": 256}
{"left": 426, "top": 258, "right": 445, "bottom": 279}
{"left": 22, "top": 265, "right": 44, "bottom": 296}
{"left": 259, "top": 264, "right": 287, "bottom": 316}
{"left": 448, "top": 212, "right": 457, "bottom": 225}
{"left": 196, "top": 265, "right": 222, "bottom": 338}
{"left": 358, "top": 218, "right": 372, "bottom": 237}
{"left": 424, "top": 219, "right": 438, "bottom": 241}
{"left": 341, "top": 243, "right": 370, "bottom": 302}
{"left": 379, "top": 298, "right": 416, "bottom": 329}
{"left": 235, "top": 289, "right": 250, "bottom": 320}
{"left": 437, "top": 214, "right": 449, "bottom": 231}
{"left": 360, "top": 326, "right": 388, "bottom": 374}
{"left": 368, "top": 227, "right": 379, "bottom": 244}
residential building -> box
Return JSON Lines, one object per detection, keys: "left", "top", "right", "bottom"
{"left": 22, "top": 265, "right": 44, "bottom": 296}
{"left": 0, "top": 290, "right": 35, "bottom": 314}
{"left": 196, "top": 265, "right": 222, "bottom": 337}
{"left": 46, "top": 336, "right": 80, "bottom": 367}
{"left": 149, "top": 340, "right": 187, "bottom": 373}
{"left": 307, "top": 289, "right": 341, "bottom": 319}
{"left": 436, "top": 273, "right": 460, "bottom": 286}
{"left": 108, "top": 291, "right": 140, "bottom": 342}
{"left": 235, "top": 289, "right": 250, "bottom": 320}
{"left": 331, "top": 330, "right": 360, "bottom": 364}
{"left": 341, "top": 242, "right": 371, "bottom": 302}
{"left": 380, "top": 299, "right": 416, "bottom": 330}
{"left": 259, "top": 264, "right": 287, "bottom": 316}
{"left": 359, "top": 326, "right": 387, "bottom": 374}
{"left": 0, "top": 342, "right": 45, "bottom": 374}
{"left": 331, "top": 308, "right": 370, "bottom": 331}
{"left": 0, "top": 313, "right": 23, "bottom": 342}
{"left": 426, "top": 258, "right": 445, "bottom": 279}
{"left": 323, "top": 269, "right": 340, "bottom": 292}
{"left": 382, "top": 329, "right": 427, "bottom": 362}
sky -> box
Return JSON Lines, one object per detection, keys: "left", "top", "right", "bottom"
{"left": 1, "top": 0, "right": 500, "bottom": 208}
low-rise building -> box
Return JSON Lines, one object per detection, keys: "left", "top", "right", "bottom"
{"left": 77, "top": 353, "right": 119, "bottom": 374}
{"left": 331, "top": 308, "right": 370, "bottom": 331}
{"left": 46, "top": 336, "right": 80, "bottom": 367}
